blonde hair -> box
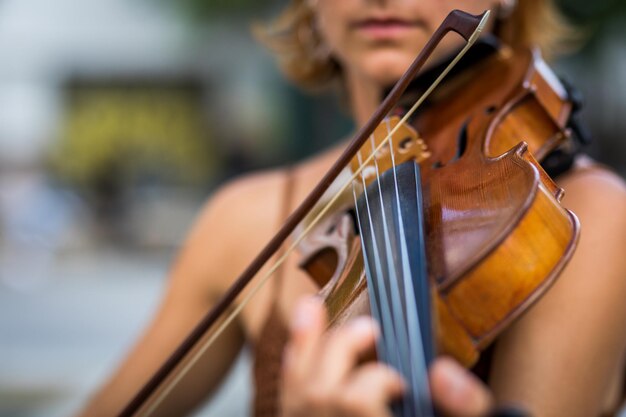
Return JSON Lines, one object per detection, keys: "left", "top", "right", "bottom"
{"left": 255, "top": 0, "right": 575, "bottom": 91}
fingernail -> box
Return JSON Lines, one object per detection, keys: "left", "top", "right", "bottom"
{"left": 438, "top": 358, "right": 471, "bottom": 399}
{"left": 438, "top": 358, "right": 491, "bottom": 412}
{"left": 292, "top": 296, "right": 322, "bottom": 331}
{"left": 349, "top": 316, "right": 379, "bottom": 338}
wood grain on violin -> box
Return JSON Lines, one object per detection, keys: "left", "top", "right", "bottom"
{"left": 299, "top": 40, "right": 580, "bottom": 368}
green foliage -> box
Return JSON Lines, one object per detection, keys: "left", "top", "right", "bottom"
{"left": 555, "top": 0, "right": 626, "bottom": 53}
{"left": 558, "top": 0, "right": 626, "bottom": 23}
{"left": 163, "top": 0, "right": 273, "bottom": 19}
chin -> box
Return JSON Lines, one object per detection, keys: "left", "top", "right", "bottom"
{"left": 359, "top": 50, "right": 418, "bottom": 88}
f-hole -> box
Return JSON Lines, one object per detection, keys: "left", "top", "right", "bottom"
{"left": 300, "top": 247, "right": 339, "bottom": 289}
{"left": 433, "top": 118, "right": 471, "bottom": 168}
{"left": 451, "top": 120, "right": 469, "bottom": 162}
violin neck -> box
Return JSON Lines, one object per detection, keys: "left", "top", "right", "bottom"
{"left": 355, "top": 160, "right": 435, "bottom": 417}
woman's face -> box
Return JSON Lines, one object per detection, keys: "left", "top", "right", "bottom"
{"left": 314, "top": 0, "right": 501, "bottom": 87}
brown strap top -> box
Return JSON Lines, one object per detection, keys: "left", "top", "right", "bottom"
{"left": 252, "top": 169, "right": 293, "bottom": 417}
{"left": 252, "top": 302, "right": 289, "bottom": 417}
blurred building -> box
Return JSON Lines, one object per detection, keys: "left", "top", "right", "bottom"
{"left": 0, "top": 1, "right": 276, "bottom": 415}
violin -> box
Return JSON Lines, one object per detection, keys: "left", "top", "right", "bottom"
{"left": 117, "top": 10, "right": 580, "bottom": 417}
{"left": 302, "top": 36, "right": 580, "bottom": 367}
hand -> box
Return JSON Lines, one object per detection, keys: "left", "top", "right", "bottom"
{"left": 280, "top": 296, "right": 405, "bottom": 417}
{"left": 280, "top": 296, "right": 526, "bottom": 417}
{"left": 429, "top": 356, "right": 493, "bottom": 417}
{"left": 430, "top": 357, "right": 529, "bottom": 417}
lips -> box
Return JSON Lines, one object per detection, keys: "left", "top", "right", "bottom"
{"left": 352, "top": 17, "right": 424, "bottom": 40}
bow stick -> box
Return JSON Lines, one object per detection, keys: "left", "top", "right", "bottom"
{"left": 118, "top": 9, "right": 490, "bottom": 417}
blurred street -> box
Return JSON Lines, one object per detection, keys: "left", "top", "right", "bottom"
{"left": 0, "top": 247, "right": 251, "bottom": 417}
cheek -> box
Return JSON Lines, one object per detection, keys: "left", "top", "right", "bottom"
{"left": 356, "top": 49, "right": 418, "bottom": 85}
{"left": 315, "top": 5, "right": 352, "bottom": 60}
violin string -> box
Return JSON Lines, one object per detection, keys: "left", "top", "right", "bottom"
{"left": 385, "top": 120, "right": 434, "bottom": 416}
{"left": 353, "top": 151, "right": 389, "bottom": 366}
{"left": 358, "top": 145, "right": 413, "bottom": 417}
{"left": 367, "top": 134, "right": 413, "bottom": 417}
{"left": 392, "top": 124, "right": 432, "bottom": 417}
{"left": 352, "top": 170, "right": 402, "bottom": 417}
{"left": 351, "top": 182, "right": 387, "bottom": 362}
{"left": 136, "top": 26, "right": 484, "bottom": 415}
{"left": 356, "top": 148, "right": 398, "bottom": 372}
{"left": 383, "top": 120, "right": 414, "bottom": 417}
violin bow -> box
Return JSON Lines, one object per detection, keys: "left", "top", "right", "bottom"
{"left": 118, "top": 9, "right": 490, "bottom": 417}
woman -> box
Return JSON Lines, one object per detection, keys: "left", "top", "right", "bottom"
{"left": 78, "top": 0, "right": 626, "bottom": 416}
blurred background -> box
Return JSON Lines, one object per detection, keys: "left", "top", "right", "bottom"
{"left": 0, "top": 0, "right": 624, "bottom": 416}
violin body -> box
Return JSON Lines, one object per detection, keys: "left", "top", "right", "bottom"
{"left": 299, "top": 44, "right": 580, "bottom": 367}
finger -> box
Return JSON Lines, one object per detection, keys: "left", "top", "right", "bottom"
{"left": 339, "top": 362, "right": 406, "bottom": 417}
{"left": 313, "top": 316, "right": 380, "bottom": 386}
{"left": 429, "top": 357, "right": 493, "bottom": 417}
{"left": 283, "top": 296, "right": 327, "bottom": 381}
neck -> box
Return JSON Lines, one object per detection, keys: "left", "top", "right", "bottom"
{"left": 346, "top": 70, "right": 384, "bottom": 128}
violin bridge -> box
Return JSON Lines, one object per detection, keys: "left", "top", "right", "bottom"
{"left": 350, "top": 116, "right": 431, "bottom": 186}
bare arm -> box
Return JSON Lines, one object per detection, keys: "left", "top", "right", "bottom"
{"left": 76, "top": 171, "right": 288, "bottom": 417}
{"left": 489, "top": 168, "right": 626, "bottom": 416}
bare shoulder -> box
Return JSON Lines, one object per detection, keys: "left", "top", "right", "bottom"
{"left": 169, "top": 168, "right": 290, "bottom": 302}
{"left": 558, "top": 156, "right": 626, "bottom": 199}
{"left": 557, "top": 158, "right": 626, "bottom": 228}
{"left": 197, "top": 144, "right": 342, "bottom": 251}
{"left": 554, "top": 158, "right": 626, "bottom": 283}
{"left": 170, "top": 144, "right": 343, "bottom": 303}
{"left": 556, "top": 160, "right": 626, "bottom": 266}
{"left": 490, "top": 159, "right": 626, "bottom": 415}
{"left": 195, "top": 169, "right": 288, "bottom": 240}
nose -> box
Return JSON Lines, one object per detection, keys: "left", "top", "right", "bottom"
{"left": 365, "top": 0, "right": 389, "bottom": 6}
